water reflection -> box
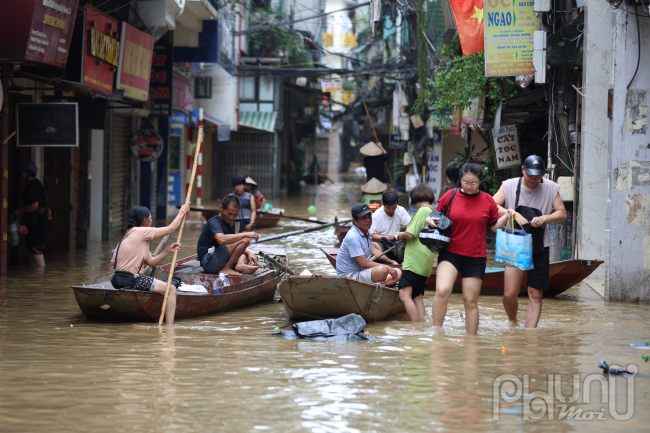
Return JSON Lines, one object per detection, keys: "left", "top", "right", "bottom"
{"left": 0, "top": 174, "right": 648, "bottom": 431}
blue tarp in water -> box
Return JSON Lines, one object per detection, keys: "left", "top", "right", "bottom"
{"left": 275, "top": 314, "right": 386, "bottom": 341}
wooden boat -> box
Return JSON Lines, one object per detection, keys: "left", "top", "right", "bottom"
{"left": 320, "top": 248, "right": 603, "bottom": 298}
{"left": 301, "top": 173, "right": 327, "bottom": 184}
{"left": 277, "top": 275, "right": 405, "bottom": 322}
{"left": 334, "top": 219, "right": 351, "bottom": 242}
{"left": 70, "top": 248, "right": 287, "bottom": 322}
{"left": 190, "top": 207, "right": 281, "bottom": 228}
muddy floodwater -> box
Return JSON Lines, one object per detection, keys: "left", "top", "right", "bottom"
{"left": 1, "top": 175, "right": 648, "bottom": 432}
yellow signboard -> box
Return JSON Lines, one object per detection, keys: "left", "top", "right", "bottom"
{"left": 484, "top": 0, "right": 536, "bottom": 77}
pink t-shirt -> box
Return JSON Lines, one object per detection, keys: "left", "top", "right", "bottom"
{"left": 109, "top": 227, "right": 156, "bottom": 278}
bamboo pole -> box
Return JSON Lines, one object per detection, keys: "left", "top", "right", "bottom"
{"left": 158, "top": 126, "right": 204, "bottom": 326}
{"left": 353, "top": 76, "right": 400, "bottom": 198}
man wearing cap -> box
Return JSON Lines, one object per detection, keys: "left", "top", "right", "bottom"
{"left": 493, "top": 155, "right": 567, "bottom": 328}
{"left": 360, "top": 141, "right": 389, "bottom": 183}
{"left": 244, "top": 177, "right": 266, "bottom": 212}
{"left": 14, "top": 161, "right": 52, "bottom": 267}
{"left": 336, "top": 203, "right": 401, "bottom": 286}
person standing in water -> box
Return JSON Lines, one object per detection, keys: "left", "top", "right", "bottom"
{"left": 493, "top": 155, "right": 566, "bottom": 328}
{"left": 14, "top": 161, "right": 52, "bottom": 267}
{"left": 229, "top": 175, "right": 256, "bottom": 231}
{"left": 244, "top": 177, "right": 267, "bottom": 212}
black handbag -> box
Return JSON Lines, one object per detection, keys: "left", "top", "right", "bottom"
{"left": 515, "top": 178, "right": 545, "bottom": 254}
{"left": 111, "top": 237, "right": 143, "bottom": 289}
{"left": 418, "top": 189, "right": 457, "bottom": 253}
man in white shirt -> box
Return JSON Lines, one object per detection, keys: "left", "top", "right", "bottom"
{"left": 369, "top": 192, "right": 411, "bottom": 265}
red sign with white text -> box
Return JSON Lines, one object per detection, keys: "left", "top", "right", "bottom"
{"left": 82, "top": 6, "right": 119, "bottom": 96}
{"left": 116, "top": 23, "right": 154, "bottom": 101}
{"left": 172, "top": 72, "right": 193, "bottom": 114}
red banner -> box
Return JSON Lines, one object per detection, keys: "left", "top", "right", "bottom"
{"left": 172, "top": 73, "right": 193, "bottom": 114}
{"left": 82, "top": 6, "right": 119, "bottom": 96}
{"left": 116, "top": 23, "right": 154, "bottom": 101}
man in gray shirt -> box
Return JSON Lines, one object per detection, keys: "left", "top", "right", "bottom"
{"left": 493, "top": 155, "right": 567, "bottom": 328}
{"left": 336, "top": 203, "right": 401, "bottom": 286}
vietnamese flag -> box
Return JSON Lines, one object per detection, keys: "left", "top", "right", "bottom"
{"left": 449, "top": 0, "right": 484, "bottom": 56}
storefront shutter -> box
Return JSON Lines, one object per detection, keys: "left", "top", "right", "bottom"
{"left": 110, "top": 114, "right": 129, "bottom": 237}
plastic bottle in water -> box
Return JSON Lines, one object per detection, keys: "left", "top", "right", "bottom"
{"left": 212, "top": 274, "right": 231, "bottom": 294}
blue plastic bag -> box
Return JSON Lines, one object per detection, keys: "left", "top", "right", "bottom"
{"left": 495, "top": 217, "right": 534, "bottom": 271}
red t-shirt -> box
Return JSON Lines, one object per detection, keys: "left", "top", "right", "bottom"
{"left": 435, "top": 189, "right": 500, "bottom": 258}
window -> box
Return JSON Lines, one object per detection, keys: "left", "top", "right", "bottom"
{"left": 259, "top": 78, "right": 274, "bottom": 101}
{"left": 239, "top": 76, "right": 275, "bottom": 112}
{"left": 195, "top": 77, "right": 212, "bottom": 99}
{"left": 240, "top": 76, "right": 256, "bottom": 100}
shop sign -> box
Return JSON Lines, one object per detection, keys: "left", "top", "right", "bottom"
{"left": 320, "top": 79, "right": 342, "bottom": 92}
{"left": 82, "top": 6, "right": 119, "bottom": 95}
{"left": 484, "top": 0, "right": 537, "bottom": 77}
{"left": 492, "top": 124, "right": 521, "bottom": 169}
{"left": 116, "top": 23, "right": 154, "bottom": 101}
{"left": 171, "top": 112, "right": 188, "bottom": 125}
{"left": 150, "top": 32, "right": 173, "bottom": 117}
{"left": 172, "top": 73, "right": 193, "bottom": 114}
{"left": 389, "top": 133, "right": 405, "bottom": 150}
{"left": 131, "top": 128, "right": 164, "bottom": 162}
{"left": 426, "top": 129, "right": 443, "bottom": 203}
{"left": 16, "top": 103, "right": 79, "bottom": 147}
{"left": 23, "top": 0, "right": 79, "bottom": 67}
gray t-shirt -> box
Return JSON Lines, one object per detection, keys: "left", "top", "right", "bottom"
{"left": 502, "top": 177, "right": 560, "bottom": 248}
{"left": 336, "top": 224, "right": 373, "bottom": 276}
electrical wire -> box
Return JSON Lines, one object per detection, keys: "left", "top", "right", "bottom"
{"left": 627, "top": 5, "right": 641, "bottom": 89}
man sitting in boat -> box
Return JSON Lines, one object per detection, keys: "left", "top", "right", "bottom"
{"left": 369, "top": 191, "right": 411, "bottom": 265}
{"left": 197, "top": 195, "right": 260, "bottom": 276}
{"left": 336, "top": 203, "right": 401, "bottom": 286}
{"left": 245, "top": 177, "right": 267, "bottom": 212}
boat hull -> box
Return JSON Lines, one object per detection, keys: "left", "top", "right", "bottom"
{"left": 320, "top": 248, "right": 602, "bottom": 297}
{"left": 71, "top": 249, "right": 287, "bottom": 322}
{"left": 278, "top": 276, "right": 405, "bottom": 322}
{"left": 196, "top": 209, "right": 280, "bottom": 229}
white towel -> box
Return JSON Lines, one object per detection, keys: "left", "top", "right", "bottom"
{"left": 178, "top": 283, "right": 208, "bottom": 293}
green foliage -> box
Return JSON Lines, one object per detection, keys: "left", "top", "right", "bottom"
{"left": 429, "top": 34, "right": 515, "bottom": 127}
{"left": 412, "top": 0, "right": 429, "bottom": 115}
{"left": 246, "top": 6, "right": 313, "bottom": 65}
{"left": 643, "top": 340, "right": 650, "bottom": 363}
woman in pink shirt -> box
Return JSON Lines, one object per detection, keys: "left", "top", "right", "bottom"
{"left": 109, "top": 202, "right": 190, "bottom": 325}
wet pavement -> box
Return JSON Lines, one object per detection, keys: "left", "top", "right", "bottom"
{"left": 0, "top": 174, "right": 648, "bottom": 432}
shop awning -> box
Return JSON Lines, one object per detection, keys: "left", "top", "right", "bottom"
{"left": 204, "top": 113, "right": 231, "bottom": 141}
{"left": 238, "top": 111, "right": 277, "bottom": 132}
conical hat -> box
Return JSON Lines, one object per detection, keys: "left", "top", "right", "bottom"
{"left": 245, "top": 176, "right": 257, "bottom": 186}
{"left": 359, "top": 141, "right": 383, "bottom": 156}
{"left": 361, "top": 177, "right": 388, "bottom": 194}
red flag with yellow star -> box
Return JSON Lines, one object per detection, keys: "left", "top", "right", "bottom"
{"left": 449, "top": 0, "right": 484, "bottom": 56}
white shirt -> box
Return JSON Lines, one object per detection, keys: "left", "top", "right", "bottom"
{"left": 369, "top": 205, "right": 411, "bottom": 236}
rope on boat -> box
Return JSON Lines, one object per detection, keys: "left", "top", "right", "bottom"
{"left": 361, "top": 283, "right": 383, "bottom": 324}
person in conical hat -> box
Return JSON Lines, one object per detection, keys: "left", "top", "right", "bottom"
{"left": 244, "top": 176, "right": 266, "bottom": 211}
{"left": 361, "top": 177, "right": 387, "bottom": 194}
{"left": 360, "top": 141, "right": 389, "bottom": 183}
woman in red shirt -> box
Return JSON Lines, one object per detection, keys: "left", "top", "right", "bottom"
{"left": 428, "top": 158, "right": 513, "bottom": 334}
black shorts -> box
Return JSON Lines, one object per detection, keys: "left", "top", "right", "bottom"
{"left": 201, "top": 245, "right": 233, "bottom": 273}
{"left": 438, "top": 249, "right": 487, "bottom": 279}
{"left": 397, "top": 270, "right": 428, "bottom": 299}
{"left": 527, "top": 247, "right": 550, "bottom": 291}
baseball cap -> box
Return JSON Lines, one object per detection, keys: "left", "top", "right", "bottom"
{"left": 351, "top": 203, "right": 372, "bottom": 218}
{"left": 523, "top": 155, "right": 545, "bottom": 176}
{"left": 19, "top": 161, "right": 37, "bottom": 174}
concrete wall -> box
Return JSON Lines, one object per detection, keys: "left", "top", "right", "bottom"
{"left": 608, "top": 7, "right": 650, "bottom": 303}
{"left": 578, "top": 1, "right": 612, "bottom": 296}
{"left": 194, "top": 76, "right": 239, "bottom": 131}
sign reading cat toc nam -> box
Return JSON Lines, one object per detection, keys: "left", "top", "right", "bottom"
{"left": 492, "top": 124, "right": 521, "bottom": 169}
{"left": 484, "top": 0, "right": 536, "bottom": 76}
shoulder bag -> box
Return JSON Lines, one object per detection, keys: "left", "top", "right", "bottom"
{"left": 418, "top": 189, "right": 458, "bottom": 253}
{"left": 111, "top": 236, "right": 143, "bottom": 289}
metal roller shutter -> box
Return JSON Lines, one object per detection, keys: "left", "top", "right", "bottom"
{"left": 110, "top": 114, "right": 129, "bottom": 237}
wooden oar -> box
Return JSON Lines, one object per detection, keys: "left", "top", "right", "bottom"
{"left": 370, "top": 244, "right": 397, "bottom": 262}
{"left": 144, "top": 234, "right": 171, "bottom": 276}
{"left": 158, "top": 126, "right": 204, "bottom": 326}
{"left": 254, "top": 218, "right": 353, "bottom": 243}
{"left": 264, "top": 212, "right": 328, "bottom": 225}
{"left": 353, "top": 76, "right": 399, "bottom": 200}
{"left": 257, "top": 251, "right": 296, "bottom": 275}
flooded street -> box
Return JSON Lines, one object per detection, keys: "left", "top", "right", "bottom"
{"left": 0, "top": 175, "right": 648, "bottom": 432}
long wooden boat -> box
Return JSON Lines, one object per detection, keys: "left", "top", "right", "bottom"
{"left": 190, "top": 207, "right": 281, "bottom": 228}
{"left": 278, "top": 275, "right": 405, "bottom": 322}
{"left": 334, "top": 222, "right": 351, "bottom": 242}
{"left": 301, "top": 173, "right": 327, "bottom": 184}
{"left": 320, "top": 248, "right": 603, "bottom": 298}
{"left": 71, "top": 248, "right": 287, "bottom": 322}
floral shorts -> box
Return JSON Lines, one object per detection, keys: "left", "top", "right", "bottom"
{"left": 132, "top": 275, "right": 156, "bottom": 291}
